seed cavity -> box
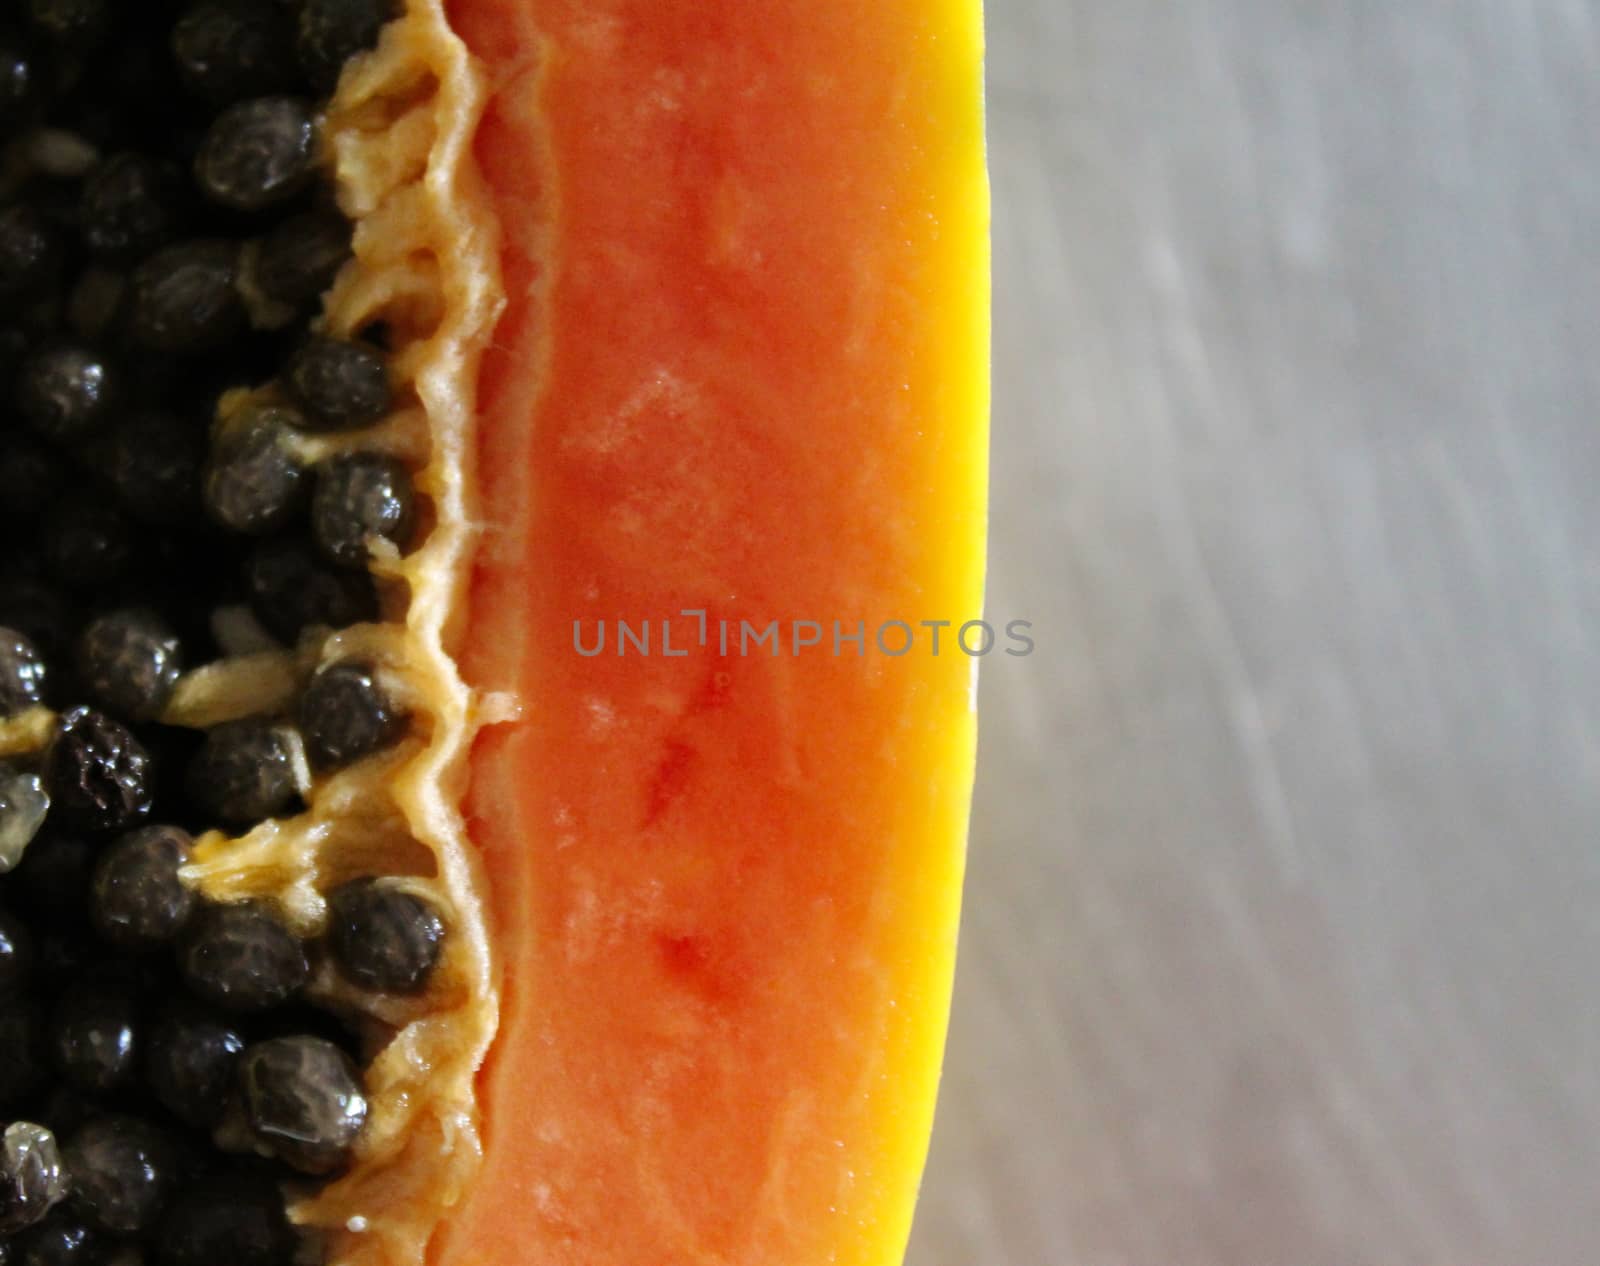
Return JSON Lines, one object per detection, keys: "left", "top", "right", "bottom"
{"left": 0, "top": 2, "right": 445, "bottom": 1260}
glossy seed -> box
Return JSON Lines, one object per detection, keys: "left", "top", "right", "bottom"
{"left": 179, "top": 902, "right": 308, "bottom": 1012}
{"left": 50, "top": 985, "right": 138, "bottom": 1094}
{"left": 255, "top": 210, "right": 350, "bottom": 306}
{"left": 62, "top": 1115, "right": 175, "bottom": 1236}
{"left": 297, "top": 0, "right": 393, "bottom": 93}
{"left": 45, "top": 708, "right": 152, "bottom": 836}
{"left": 126, "top": 240, "right": 244, "bottom": 353}
{"left": 0, "top": 766, "right": 50, "bottom": 875}
{"left": 195, "top": 97, "right": 318, "bottom": 212}
{"left": 326, "top": 879, "right": 443, "bottom": 995}
{"left": 282, "top": 334, "right": 390, "bottom": 431}
{"left": 26, "top": 0, "right": 113, "bottom": 49}
{"left": 79, "top": 153, "right": 184, "bottom": 261}
{"left": 202, "top": 405, "right": 310, "bottom": 535}
{"left": 15, "top": 1213, "right": 98, "bottom": 1266}
{"left": 299, "top": 660, "right": 406, "bottom": 771}
{"left": 0, "top": 581, "right": 73, "bottom": 663}
{"left": 16, "top": 342, "right": 115, "bottom": 441}
{"left": 244, "top": 538, "right": 378, "bottom": 644}
{"left": 239, "top": 1036, "right": 367, "bottom": 1174}
{"left": 0, "top": 629, "right": 47, "bottom": 717}
{"left": 143, "top": 1006, "right": 245, "bottom": 1129}
{"left": 186, "top": 719, "right": 304, "bottom": 826}
{"left": 0, "top": 205, "right": 61, "bottom": 299}
{"left": 0, "top": 1123, "right": 66, "bottom": 1236}
{"left": 311, "top": 451, "right": 416, "bottom": 568}
{"left": 76, "top": 609, "right": 184, "bottom": 721}
{"left": 172, "top": 1, "right": 301, "bottom": 106}
{"left": 90, "top": 825, "right": 195, "bottom": 948}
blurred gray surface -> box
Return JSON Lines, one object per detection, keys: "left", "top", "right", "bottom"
{"left": 908, "top": 1, "right": 1600, "bottom": 1263}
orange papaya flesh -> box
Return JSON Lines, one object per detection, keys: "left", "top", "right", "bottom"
{"left": 440, "top": 2, "right": 990, "bottom": 1265}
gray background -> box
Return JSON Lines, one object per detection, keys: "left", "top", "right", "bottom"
{"left": 909, "top": 1, "right": 1600, "bottom": 1263}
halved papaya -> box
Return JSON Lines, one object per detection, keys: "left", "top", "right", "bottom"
{"left": 0, "top": 2, "right": 986, "bottom": 1265}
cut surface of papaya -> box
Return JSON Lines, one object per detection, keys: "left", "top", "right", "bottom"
{"left": 0, "top": 2, "right": 986, "bottom": 1265}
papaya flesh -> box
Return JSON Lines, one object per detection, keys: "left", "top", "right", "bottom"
{"left": 440, "top": 1, "right": 990, "bottom": 1263}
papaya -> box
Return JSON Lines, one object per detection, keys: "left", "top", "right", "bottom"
{"left": 0, "top": 3, "right": 986, "bottom": 1266}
